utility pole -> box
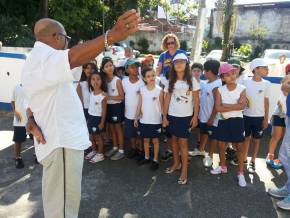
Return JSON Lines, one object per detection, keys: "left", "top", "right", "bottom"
{"left": 191, "top": 0, "right": 206, "bottom": 62}
{"left": 40, "top": 0, "right": 48, "bottom": 18}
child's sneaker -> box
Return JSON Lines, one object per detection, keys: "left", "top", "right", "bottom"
{"left": 210, "top": 166, "right": 227, "bottom": 175}
{"left": 247, "top": 162, "right": 256, "bottom": 173}
{"left": 189, "top": 148, "right": 206, "bottom": 157}
{"left": 161, "top": 150, "right": 173, "bottom": 162}
{"left": 268, "top": 186, "right": 289, "bottom": 198}
{"left": 277, "top": 195, "right": 290, "bottom": 210}
{"left": 237, "top": 173, "right": 247, "bottom": 187}
{"left": 150, "top": 160, "right": 159, "bottom": 171}
{"left": 110, "top": 151, "right": 125, "bottom": 160}
{"left": 266, "top": 158, "right": 283, "bottom": 170}
{"left": 15, "top": 158, "right": 24, "bottom": 169}
{"left": 126, "top": 148, "right": 138, "bottom": 159}
{"left": 85, "top": 151, "right": 97, "bottom": 160}
{"left": 90, "top": 154, "right": 104, "bottom": 163}
{"left": 105, "top": 148, "right": 118, "bottom": 157}
{"left": 203, "top": 156, "right": 213, "bottom": 167}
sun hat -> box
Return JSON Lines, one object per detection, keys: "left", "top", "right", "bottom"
{"left": 125, "top": 58, "right": 140, "bottom": 69}
{"left": 249, "top": 58, "right": 268, "bottom": 71}
{"left": 219, "top": 63, "right": 235, "bottom": 75}
{"left": 172, "top": 53, "right": 189, "bottom": 62}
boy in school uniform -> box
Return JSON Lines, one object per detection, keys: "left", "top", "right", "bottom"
{"left": 11, "top": 84, "right": 28, "bottom": 168}
{"left": 122, "top": 59, "right": 145, "bottom": 158}
{"left": 243, "top": 58, "right": 270, "bottom": 173}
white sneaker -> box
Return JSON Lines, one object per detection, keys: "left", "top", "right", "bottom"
{"left": 85, "top": 151, "right": 97, "bottom": 160}
{"left": 189, "top": 148, "right": 206, "bottom": 157}
{"left": 210, "top": 166, "right": 227, "bottom": 175}
{"left": 237, "top": 174, "right": 247, "bottom": 187}
{"left": 203, "top": 156, "right": 213, "bottom": 167}
{"left": 90, "top": 154, "right": 104, "bottom": 163}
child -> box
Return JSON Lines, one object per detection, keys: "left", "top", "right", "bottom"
{"left": 189, "top": 62, "right": 204, "bottom": 156}
{"left": 134, "top": 67, "right": 163, "bottom": 171}
{"left": 122, "top": 59, "right": 145, "bottom": 158}
{"left": 211, "top": 63, "right": 247, "bottom": 187}
{"left": 228, "top": 58, "right": 247, "bottom": 84}
{"left": 85, "top": 73, "right": 107, "bottom": 163}
{"left": 11, "top": 84, "right": 28, "bottom": 169}
{"left": 163, "top": 53, "right": 200, "bottom": 185}
{"left": 77, "top": 63, "right": 96, "bottom": 120}
{"left": 101, "top": 57, "right": 125, "bottom": 161}
{"left": 243, "top": 58, "right": 270, "bottom": 173}
{"left": 266, "top": 64, "right": 290, "bottom": 169}
{"left": 192, "top": 60, "right": 221, "bottom": 167}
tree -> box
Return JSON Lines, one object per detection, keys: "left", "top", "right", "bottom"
{"left": 220, "top": 0, "right": 234, "bottom": 61}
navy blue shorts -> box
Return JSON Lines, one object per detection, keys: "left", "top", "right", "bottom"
{"left": 87, "top": 115, "right": 105, "bottom": 135}
{"left": 244, "top": 116, "right": 264, "bottom": 139}
{"left": 83, "top": 108, "right": 89, "bottom": 121}
{"left": 124, "top": 118, "right": 139, "bottom": 138}
{"left": 106, "top": 103, "right": 124, "bottom": 124}
{"left": 272, "top": 115, "right": 286, "bottom": 127}
{"left": 199, "top": 122, "right": 218, "bottom": 140}
{"left": 168, "top": 115, "right": 192, "bottom": 138}
{"left": 139, "top": 123, "right": 162, "bottom": 138}
{"left": 216, "top": 118, "right": 245, "bottom": 143}
{"left": 13, "top": 126, "right": 27, "bottom": 143}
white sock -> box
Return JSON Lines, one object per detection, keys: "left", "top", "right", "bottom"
{"left": 113, "top": 146, "right": 118, "bottom": 150}
{"left": 119, "top": 149, "right": 124, "bottom": 154}
{"left": 145, "top": 156, "right": 149, "bottom": 160}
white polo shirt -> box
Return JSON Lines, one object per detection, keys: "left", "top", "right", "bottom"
{"left": 21, "top": 41, "right": 91, "bottom": 161}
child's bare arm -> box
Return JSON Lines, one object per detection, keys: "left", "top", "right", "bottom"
{"left": 134, "top": 93, "right": 142, "bottom": 127}
{"left": 76, "top": 83, "right": 84, "bottom": 106}
{"left": 159, "top": 90, "right": 164, "bottom": 116}
{"left": 208, "top": 87, "right": 218, "bottom": 126}
{"left": 99, "top": 97, "right": 107, "bottom": 130}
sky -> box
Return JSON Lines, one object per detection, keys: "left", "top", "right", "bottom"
{"left": 206, "top": 0, "right": 290, "bottom": 8}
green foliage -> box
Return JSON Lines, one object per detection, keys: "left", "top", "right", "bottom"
{"left": 137, "top": 38, "right": 149, "bottom": 53}
{"left": 237, "top": 43, "right": 252, "bottom": 60}
{"left": 213, "top": 37, "right": 223, "bottom": 49}
{"left": 202, "top": 39, "right": 211, "bottom": 53}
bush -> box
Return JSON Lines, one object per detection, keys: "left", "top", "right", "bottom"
{"left": 213, "top": 37, "right": 222, "bottom": 49}
{"left": 180, "top": 40, "right": 188, "bottom": 51}
{"left": 137, "top": 38, "right": 149, "bottom": 53}
{"left": 237, "top": 43, "right": 252, "bottom": 61}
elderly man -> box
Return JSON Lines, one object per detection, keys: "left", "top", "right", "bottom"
{"left": 22, "top": 10, "right": 140, "bottom": 218}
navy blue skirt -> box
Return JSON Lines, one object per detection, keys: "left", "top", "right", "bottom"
{"left": 139, "top": 123, "right": 162, "bottom": 138}
{"left": 216, "top": 117, "right": 245, "bottom": 143}
{"left": 168, "top": 115, "right": 192, "bottom": 138}
{"left": 124, "top": 118, "right": 139, "bottom": 138}
{"left": 87, "top": 115, "right": 105, "bottom": 135}
{"left": 106, "top": 103, "right": 124, "bottom": 124}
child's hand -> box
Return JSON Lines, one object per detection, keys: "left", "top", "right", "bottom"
{"left": 134, "top": 119, "right": 138, "bottom": 128}
{"left": 278, "top": 100, "right": 283, "bottom": 112}
{"left": 207, "top": 117, "right": 214, "bottom": 127}
{"left": 190, "top": 116, "right": 198, "bottom": 129}
{"left": 98, "top": 122, "right": 104, "bottom": 130}
{"left": 14, "top": 110, "right": 22, "bottom": 123}
{"left": 262, "top": 118, "right": 269, "bottom": 130}
{"left": 162, "top": 117, "right": 169, "bottom": 128}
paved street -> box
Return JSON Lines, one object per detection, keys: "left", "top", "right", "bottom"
{"left": 1, "top": 112, "right": 290, "bottom": 218}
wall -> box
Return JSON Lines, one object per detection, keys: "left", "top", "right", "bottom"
{"left": 124, "top": 30, "right": 194, "bottom": 53}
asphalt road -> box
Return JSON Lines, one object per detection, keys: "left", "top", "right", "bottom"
{"left": 0, "top": 113, "right": 290, "bottom": 218}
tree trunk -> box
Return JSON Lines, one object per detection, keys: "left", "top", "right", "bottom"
{"left": 221, "top": 0, "right": 234, "bottom": 61}
{"left": 40, "top": 0, "right": 48, "bottom": 18}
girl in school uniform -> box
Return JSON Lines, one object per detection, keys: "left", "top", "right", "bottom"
{"left": 101, "top": 57, "right": 125, "bottom": 161}
{"left": 85, "top": 73, "right": 107, "bottom": 163}
{"left": 77, "top": 63, "right": 96, "bottom": 120}
{"left": 134, "top": 67, "right": 163, "bottom": 171}
{"left": 211, "top": 63, "right": 247, "bottom": 187}
{"left": 163, "top": 53, "right": 200, "bottom": 185}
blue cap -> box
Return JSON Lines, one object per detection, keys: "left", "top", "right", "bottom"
{"left": 125, "top": 58, "right": 140, "bottom": 69}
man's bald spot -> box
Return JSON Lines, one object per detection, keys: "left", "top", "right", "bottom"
{"left": 34, "top": 18, "right": 64, "bottom": 40}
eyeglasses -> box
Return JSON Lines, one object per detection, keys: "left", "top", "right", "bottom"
{"left": 167, "top": 41, "right": 175, "bottom": 46}
{"left": 54, "top": 32, "right": 71, "bottom": 43}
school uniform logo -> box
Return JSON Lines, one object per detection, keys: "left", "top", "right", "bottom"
{"left": 258, "top": 90, "right": 263, "bottom": 94}
{"left": 157, "top": 128, "right": 162, "bottom": 133}
{"left": 175, "top": 95, "right": 189, "bottom": 104}
{"left": 92, "top": 127, "right": 97, "bottom": 132}
{"left": 153, "top": 96, "right": 158, "bottom": 101}
{"left": 112, "top": 116, "right": 118, "bottom": 121}
{"left": 258, "top": 130, "right": 263, "bottom": 136}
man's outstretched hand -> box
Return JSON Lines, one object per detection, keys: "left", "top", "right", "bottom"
{"left": 109, "top": 9, "right": 141, "bottom": 43}
{"left": 26, "top": 118, "right": 46, "bottom": 144}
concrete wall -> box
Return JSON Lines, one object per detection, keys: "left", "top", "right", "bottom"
{"left": 124, "top": 30, "right": 194, "bottom": 53}
{"left": 212, "top": 5, "right": 290, "bottom": 47}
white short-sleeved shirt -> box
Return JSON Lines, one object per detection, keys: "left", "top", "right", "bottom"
{"left": 273, "top": 92, "right": 287, "bottom": 118}
{"left": 107, "top": 76, "right": 122, "bottom": 104}
{"left": 199, "top": 79, "right": 222, "bottom": 126}
{"left": 164, "top": 78, "right": 200, "bottom": 117}
{"left": 243, "top": 78, "right": 271, "bottom": 117}
{"left": 88, "top": 92, "right": 105, "bottom": 117}
{"left": 12, "top": 84, "right": 28, "bottom": 127}
{"left": 140, "top": 85, "right": 162, "bottom": 124}
{"left": 21, "top": 41, "right": 91, "bottom": 161}
{"left": 79, "top": 81, "right": 90, "bottom": 109}
{"left": 218, "top": 84, "right": 246, "bottom": 119}
{"left": 122, "top": 77, "right": 145, "bottom": 119}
